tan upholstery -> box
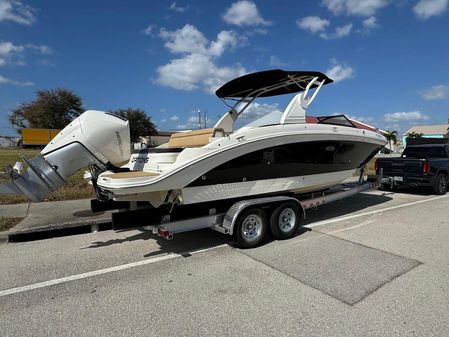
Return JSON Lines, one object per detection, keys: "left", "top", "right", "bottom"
{"left": 168, "top": 128, "right": 224, "bottom": 148}
{"left": 102, "top": 171, "right": 159, "bottom": 179}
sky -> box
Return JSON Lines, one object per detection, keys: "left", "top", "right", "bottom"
{"left": 0, "top": 0, "right": 448, "bottom": 137}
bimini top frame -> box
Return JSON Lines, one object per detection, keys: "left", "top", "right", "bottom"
{"left": 215, "top": 69, "right": 333, "bottom": 115}
{"left": 214, "top": 69, "right": 333, "bottom": 131}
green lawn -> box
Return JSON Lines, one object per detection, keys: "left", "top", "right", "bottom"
{"left": 0, "top": 147, "right": 95, "bottom": 204}
{"left": 0, "top": 217, "right": 24, "bottom": 231}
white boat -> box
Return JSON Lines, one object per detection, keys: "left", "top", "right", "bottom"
{"left": 1, "top": 70, "right": 387, "bottom": 209}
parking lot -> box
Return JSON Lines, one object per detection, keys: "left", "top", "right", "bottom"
{"left": 1, "top": 189, "right": 448, "bottom": 337}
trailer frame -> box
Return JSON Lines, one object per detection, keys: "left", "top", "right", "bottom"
{"left": 138, "top": 173, "right": 380, "bottom": 247}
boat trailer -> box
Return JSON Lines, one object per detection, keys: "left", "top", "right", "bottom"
{"left": 102, "top": 171, "right": 380, "bottom": 248}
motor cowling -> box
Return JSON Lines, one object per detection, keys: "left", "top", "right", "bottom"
{"left": 0, "top": 110, "right": 131, "bottom": 202}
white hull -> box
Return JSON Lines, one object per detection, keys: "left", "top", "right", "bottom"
{"left": 180, "top": 170, "right": 356, "bottom": 204}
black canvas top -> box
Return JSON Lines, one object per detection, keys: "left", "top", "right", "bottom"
{"left": 215, "top": 69, "right": 333, "bottom": 98}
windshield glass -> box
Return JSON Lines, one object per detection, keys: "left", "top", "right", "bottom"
{"left": 402, "top": 146, "right": 447, "bottom": 158}
{"left": 238, "top": 110, "right": 283, "bottom": 129}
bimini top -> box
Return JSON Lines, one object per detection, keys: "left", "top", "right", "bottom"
{"left": 216, "top": 69, "right": 333, "bottom": 99}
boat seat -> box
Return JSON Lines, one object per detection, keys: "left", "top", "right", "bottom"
{"left": 168, "top": 128, "right": 225, "bottom": 148}
{"left": 102, "top": 171, "right": 160, "bottom": 179}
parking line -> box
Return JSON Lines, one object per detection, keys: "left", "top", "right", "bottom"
{"left": 305, "top": 194, "right": 449, "bottom": 229}
{"left": 0, "top": 244, "right": 228, "bottom": 298}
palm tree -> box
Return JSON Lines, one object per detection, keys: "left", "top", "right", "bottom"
{"left": 384, "top": 129, "right": 398, "bottom": 154}
{"left": 405, "top": 131, "right": 423, "bottom": 138}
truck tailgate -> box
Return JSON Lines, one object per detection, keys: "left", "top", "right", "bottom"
{"left": 379, "top": 158, "right": 425, "bottom": 176}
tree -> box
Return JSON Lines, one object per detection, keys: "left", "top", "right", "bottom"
{"left": 405, "top": 131, "right": 423, "bottom": 138}
{"left": 384, "top": 129, "right": 398, "bottom": 153}
{"left": 9, "top": 88, "right": 84, "bottom": 130}
{"left": 110, "top": 108, "right": 157, "bottom": 143}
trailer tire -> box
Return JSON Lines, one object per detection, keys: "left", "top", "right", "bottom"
{"left": 270, "top": 203, "right": 300, "bottom": 240}
{"left": 433, "top": 174, "right": 448, "bottom": 195}
{"left": 235, "top": 208, "right": 267, "bottom": 248}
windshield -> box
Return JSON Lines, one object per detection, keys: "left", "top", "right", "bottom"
{"left": 237, "top": 110, "right": 283, "bottom": 129}
{"left": 402, "top": 146, "right": 447, "bottom": 158}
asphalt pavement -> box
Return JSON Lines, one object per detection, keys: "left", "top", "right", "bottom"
{"left": 1, "top": 190, "right": 448, "bottom": 336}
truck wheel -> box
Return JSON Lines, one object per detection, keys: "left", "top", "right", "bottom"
{"left": 235, "top": 208, "right": 267, "bottom": 248}
{"left": 433, "top": 174, "right": 448, "bottom": 195}
{"left": 270, "top": 203, "right": 300, "bottom": 240}
{"left": 380, "top": 183, "right": 395, "bottom": 192}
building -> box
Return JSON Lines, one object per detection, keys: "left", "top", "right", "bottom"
{"left": 403, "top": 124, "right": 449, "bottom": 144}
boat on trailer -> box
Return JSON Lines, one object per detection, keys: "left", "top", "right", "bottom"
{"left": 94, "top": 70, "right": 386, "bottom": 207}
{"left": 0, "top": 69, "right": 387, "bottom": 247}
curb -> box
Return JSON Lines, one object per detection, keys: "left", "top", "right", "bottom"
{"left": 0, "top": 231, "right": 8, "bottom": 244}
{"left": 8, "top": 218, "right": 112, "bottom": 242}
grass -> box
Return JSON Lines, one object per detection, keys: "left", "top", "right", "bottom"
{"left": 0, "top": 147, "right": 95, "bottom": 204}
{"left": 0, "top": 217, "right": 24, "bottom": 231}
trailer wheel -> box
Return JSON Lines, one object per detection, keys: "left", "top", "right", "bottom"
{"left": 270, "top": 203, "right": 300, "bottom": 240}
{"left": 433, "top": 174, "right": 448, "bottom": 195}
{"left": 235, "top": 208, "right": 267, "bottom": 248}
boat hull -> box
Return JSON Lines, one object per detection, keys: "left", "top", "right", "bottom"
{"left": 180, "top": 169, "right": 356, "bottom": 204}
{"left": 102, "top": 125, "right": 384, "bottom": 206}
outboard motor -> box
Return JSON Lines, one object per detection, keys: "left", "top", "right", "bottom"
{"left": 0, "top": 110, "right": 131, "bottom": 202}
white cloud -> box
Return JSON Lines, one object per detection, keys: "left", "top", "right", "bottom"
{"left": 223, "top": 0, "right": 271, "bottom": 26}
{"left": 297, "top": 16, "right": 330, "bottom": 33}
{"left": 156, "top": 53, "right": 246, "bottom": 93}
{"left": 0, "top": 0, "right": 36, "bottom": 25}
{"left": 414, "top": 0, "right": 448, "bottom": 20}
{"left": 362, "top": 16, "right": 379, "bottom": 30}
{"left": 155, "top": 25, "right": 247, "bottom": 93}
{"left": 297, "top": 16, "right": 352, "bottom": 39}
{"left": 169, "top": 115, "right": 180, "bottom": 121}
{"left": 348, "top": 115, "right": 374, "bottom": 123}
{"left": 319, "top": 23, "right": 353, "bottom": 39}
{"left": 143, "top": 24, "right": 156, "bottom": 36}
{"left": 160, "top": 24, "right": 209, "bottom": 55}
{"left": 335, "top": 23, "right": 353, "bottom": 37}
{"left": 208, "top": 30, "right": 242, "bottom": 57}
{"left": 202, "top": 64, "right": 247, "bottom": 93}
{"left": 0, "top": 41, "right": 52, "bottom": 65}
{"left": 169, "top": 2, "right": 189, "bottom": 12}
{"left": 26, "top": 44, "right": 52, "bottom": 54}
{"left": 0, "top": 74, "right": 33, "bottom": 86}
{"left": 326, "top": 61, "right": 354, "bottom": 81}
{"left": 384, "top": 111, "right": 429, "bottom": 122}
{"left": 0, "top": 41, "right": 24, "bottom": 65}
{"left": 0, "top": 41, "right": 24, "bottom": 55}
{"left": 322, "top": 0, "right": 389, "bottom": 17}
{"left": 419, "top": 84, "right": 449, "bottom": 100}
{"left": 156, "top": 54, "right": 212, "bottom": 91}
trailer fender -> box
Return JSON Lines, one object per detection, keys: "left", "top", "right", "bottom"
{"left": 222, "top": 196, "right": 303, "bottom": 236}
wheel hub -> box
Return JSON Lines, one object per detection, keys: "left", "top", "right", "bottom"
{"left": 278, "top": 208, "right": 296, "bottom": 233}
{"left": 242, "top": 215, "right": 263, "bottom": 241}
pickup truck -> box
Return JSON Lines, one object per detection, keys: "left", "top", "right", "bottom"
{"left": 375, "top": 143, "right": 449, "bottom": 195}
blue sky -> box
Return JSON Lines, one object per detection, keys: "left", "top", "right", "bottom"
{"left": 0, "top": 0, "right": 448, "bottom": 137}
